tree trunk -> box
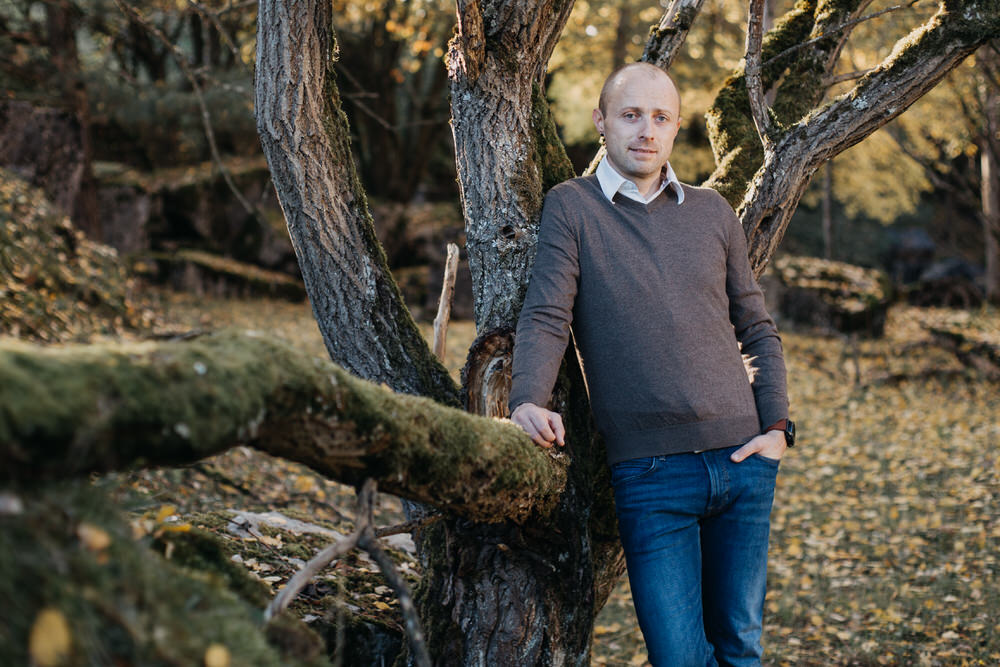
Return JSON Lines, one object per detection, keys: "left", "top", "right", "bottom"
{"left": 46, "top": 0, "right": 99, "bottom": 238}
{"left": 980, "top": 46, "right": 1000, "bottom": 303}
{"left": 254, "top": 0, "right": 459, "bottom": 407}
{"left": 417, "top": 2, "right": 632, "bottom": 664}
{"left": 982, "top": 136, "right": 999, "bottom": 303}
{"left": 822, "top": 159, "right": 833, "bottom": 260}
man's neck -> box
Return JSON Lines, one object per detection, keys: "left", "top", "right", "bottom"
{"left": 608, "top": 161, "right": 663, "bottom": 198}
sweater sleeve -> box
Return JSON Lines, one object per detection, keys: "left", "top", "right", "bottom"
{"left": 721, "top": 196, "right": 789, "bottom": 430}
{"left": 508, "top": 190, "right": 580, "bottom": 414}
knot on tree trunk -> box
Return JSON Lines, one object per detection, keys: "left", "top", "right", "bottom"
{"left": 461, "top": 328, "right": 514, "bottom": 418}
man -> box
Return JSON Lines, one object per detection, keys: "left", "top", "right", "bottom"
{"left": 508, "top": 63, "right": 793, "bottom": 666}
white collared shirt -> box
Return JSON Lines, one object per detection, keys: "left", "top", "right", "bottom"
{"left": 595, "top": 156, "right": 685, "bottom": 205}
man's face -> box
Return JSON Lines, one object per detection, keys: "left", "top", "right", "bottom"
{"left": 592, "top": 68, "right": 682, "bottom": 189}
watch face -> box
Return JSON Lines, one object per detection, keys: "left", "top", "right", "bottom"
{"left": 786, "top": 420, "right": 796, "bottom": 446}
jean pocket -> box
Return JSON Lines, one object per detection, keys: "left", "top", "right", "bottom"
{"left": 610, "top": 456, "right": 657, "bottom": 485}
{"left": 749, "top": 452, "right": 781, "bottom": 467}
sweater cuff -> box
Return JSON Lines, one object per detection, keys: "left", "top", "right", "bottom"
{"left": 755, "top": 396, "right": 788, "bottom": 433}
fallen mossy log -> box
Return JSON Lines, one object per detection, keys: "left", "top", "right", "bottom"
{"left": 0, "top": 332, "right": 566, "bottom": 523}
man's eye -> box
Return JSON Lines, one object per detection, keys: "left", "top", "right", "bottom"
{"left": 624, "top": 112, "right": 637, "bottom": 120}
{"left": 657, "top": 115, "right": 668, "bottom": 122}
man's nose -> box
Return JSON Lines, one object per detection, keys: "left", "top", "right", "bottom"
{"left": 637, "top": 117, "right": 654, "bottom": 139}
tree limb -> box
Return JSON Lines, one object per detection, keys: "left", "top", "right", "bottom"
{"left": 641, "top": 0, "right": 707, "bottom": 69}
{"left": 745, "top": 0, "right": 775, "bottom": 152}
{"left": 739, "top": 1, "right": 1000, "bottom": 275}
{"left": 0, "top": 333, "right": 567, "bottom": 522}
{"left": 432, "top": 243, "right": 460, "bottom": 361}
{"left": 760, "top": 0, "right": 922, "bottom": 71}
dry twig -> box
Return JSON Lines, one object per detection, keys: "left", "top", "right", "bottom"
{"left": 433, "top": 243, "right": 460, "bottom": 361}
{"left": 263, "top": 479, "right": 432, "bottom": 666}
{"left": 113, "top": 0, "right": 268, "bottom": 229}
{"left": 745, "top": 0, "right": 774, "bottom": 153}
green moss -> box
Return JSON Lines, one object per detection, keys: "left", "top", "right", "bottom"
{"left": 530, "top": 82, "right": 577, "bottom": 196}
{"left": 703, "top": 1, "right": 819, "bottom": 206}
{"left": 0, "top": 481, "right": 329, "bottom": 666}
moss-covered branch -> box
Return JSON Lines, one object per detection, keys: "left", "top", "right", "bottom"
{"left": 0, "top": 333, "right": 567, "bottom": 523}
{"left": 704, "top": 0, "right": 825, "bottom": 206}
{"left": 738, "top": 0, "right": 1000, "bottom": 274}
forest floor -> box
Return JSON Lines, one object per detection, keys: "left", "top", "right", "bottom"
{"left": 117, "top": 289, "right": 999, "bottom": 666}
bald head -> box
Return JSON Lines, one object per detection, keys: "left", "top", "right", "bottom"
{"left": 598, "top": 63, "right": 681, "bottom": 117}
{"left": 591, "top": 62, "right": 683, "bottom": 198}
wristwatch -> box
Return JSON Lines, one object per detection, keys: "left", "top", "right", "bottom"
{"left": 766, "top": 419, "right": 796, "bottom": 447}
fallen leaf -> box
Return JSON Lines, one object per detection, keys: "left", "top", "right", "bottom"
{"left": 77, "top": 523, "right": 111, "bottom": 551}
{"left": 29, "top": 608, "right": 72, "bottom": 667}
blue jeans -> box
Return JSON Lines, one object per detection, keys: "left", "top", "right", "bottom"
{"left": 610, "top": 445, "right": 779, "bottom": 667}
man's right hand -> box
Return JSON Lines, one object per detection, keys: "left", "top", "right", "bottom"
{"left": 510, "top": 402, "right": 566, "bottom": 448}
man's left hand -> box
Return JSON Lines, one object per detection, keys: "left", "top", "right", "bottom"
{"left": 730, "top": 429, "right": 786, "bottom": 463}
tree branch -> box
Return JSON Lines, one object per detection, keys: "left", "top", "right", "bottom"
{"left": 824, "top": 68, "right": 875, "bottom": 86}
{"left": 0, "top": 333, "right": 567, "bottom": 522}
{"left": 114, "top": 0, "right": 265, "bottom": 229}
{"left": 433, "top": 243, "right": 460, "bottom": 361}
{"left": 760, "top": 0, "right": 922, "bottom": 71}
{"left": 738, "top": 1, "right": 1000, "bottom": 274}
{"left": 745, "top": 0, "right": 775, "bottom": 152}
{"left": 641, "top": 0, "right": 707, "bottom": 69}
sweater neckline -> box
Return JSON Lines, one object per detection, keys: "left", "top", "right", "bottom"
{"left": 582, "top": 173, "right": 680, "bottom": 213}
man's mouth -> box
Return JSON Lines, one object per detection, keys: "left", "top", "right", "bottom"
{"left": 629, "top": 147, "right": 657, "bottom": 156}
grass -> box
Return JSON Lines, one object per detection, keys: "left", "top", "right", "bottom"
{"left": 144, "top": 290, "right": 1000, "bottom": 666}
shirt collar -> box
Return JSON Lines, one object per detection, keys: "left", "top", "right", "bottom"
{"left": 595, "top": 156, "right": 685, "bottom": 205}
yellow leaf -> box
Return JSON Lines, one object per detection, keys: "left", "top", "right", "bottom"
{"left": 29, "top": 608, "right": 72, "bottom": 667}
{"left": 76, "top": 523, "right": 111, "bottom": 551}
{"left": 156, "top": 505, "right": 177, "bottom": 523}
{"left": 203, "top": 643, "right": 230, "bottom": 667}
{"left": 160, "top": 523, "right": 192, "bottom": 534}
{"left": 628, "top": 652, "right": 648, "bottom": 665}
{"left": 293, "top": 475, "right": 317, "bottom": 493}
{"left": 374, "top": 601, "right": 391, "bottom": 611}
{"left": 258, "top": 534, "right": 283, "bottom": 547}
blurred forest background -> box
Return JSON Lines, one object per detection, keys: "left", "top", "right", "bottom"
{"left": 1, "top": 0, "right": 999, "bottom": 665}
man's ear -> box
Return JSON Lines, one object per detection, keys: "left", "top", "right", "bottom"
{"left": 592, "top": 108, "right": 604, "bottom": 136}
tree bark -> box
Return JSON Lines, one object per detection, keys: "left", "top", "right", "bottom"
{"left": 254, "top": 0, "right": 460, "bottom": 407}
{"left": 980, "top": 45, "right": 1000, "bottom": 302}
{"left": 704, "top": 0, "right": 1000, "bottom": 276}
{"left": 0, "top": 333, "right": 565, "bottom": 522}
{"left": 46, "top": 0, "right": 99, "bottom": 238}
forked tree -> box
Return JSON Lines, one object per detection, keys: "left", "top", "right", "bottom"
{"left": 4, "top": 0, "right": 997, "bottom": 665}
{"left": 252, "top": 0, "right": 997, "bottom": 663}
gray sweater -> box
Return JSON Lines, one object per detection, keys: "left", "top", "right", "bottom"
{"left": 509, "top": 175, "right": 788, "bottom": 464}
